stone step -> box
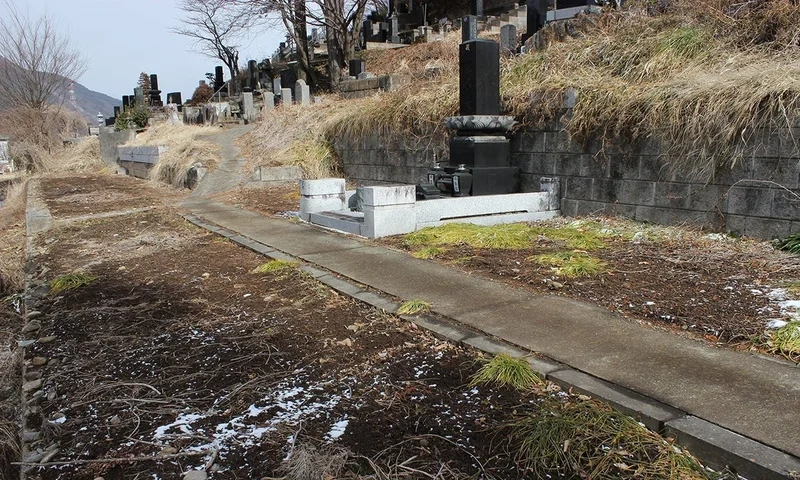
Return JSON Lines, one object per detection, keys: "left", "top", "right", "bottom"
{"left": 308, "top": 211, "right": 364, "bottom": 236}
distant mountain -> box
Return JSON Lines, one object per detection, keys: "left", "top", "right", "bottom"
{"left": 0, "top": 57, "right": 120, "bottom": 123}
{"left": 67, "top": 81, "right": 120, "bottom": 123}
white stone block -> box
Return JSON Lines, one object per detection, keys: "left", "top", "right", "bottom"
{"left": 361, "top": 185, "right": 416, "bottom": 207}
{"left": 281, "top": 88, "right": 293, "bottom": 104}
{"left": 363, "top": 203, "right": 416, "bottom": 238}
{"left": 299, "top": 178, "right": 346, "bottom": 196}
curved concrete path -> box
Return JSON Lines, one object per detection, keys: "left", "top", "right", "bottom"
{"left": 181, "top": 198, "right": 800, "bottom": 479}
{"left": 190, "top": 124, "right": 255, "bottom": 197}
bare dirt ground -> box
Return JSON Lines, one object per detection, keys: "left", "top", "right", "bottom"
{"left": 18, "top": 175, "right": 727, "bottom": 480}
{"left": 226, "top": 186, "right": 800, "bottom": 357}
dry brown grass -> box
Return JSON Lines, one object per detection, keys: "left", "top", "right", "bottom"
{"left": 0, "top": 181, "right": 27, "bottom": 296}
{"left": 48, "top": 136, "right": 109, "bottom": 173}
{"left": 129, "top": 122, "right": 221, "bottom": 188}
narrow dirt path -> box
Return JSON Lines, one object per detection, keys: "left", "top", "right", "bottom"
{"left": 190, "top": 124, "right": 255, "bottom": 197}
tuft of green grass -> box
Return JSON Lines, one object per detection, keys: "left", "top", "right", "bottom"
{"left": 49, "top": 273, "right": 97, "bottom": 295}
{"left": 512, "top": 397, "right": 713, "bottom": 479}
{"left": 777, "top": 232, "right": 800, "bottom": 254}
{"left": 251, "top": 260, "right": 298, "bottom": 275}
{"left": 531, "top": 224, "right": 609, "bottom": 251}
{"left": 767, "top": 321, "right": 800, "bottom": 362}
{"left": 412, "top": 247, "right": 444, "bottom": 259}
{"left": 532, "top": 251, "right": 607, "bottom": 278}
{"left": 397, "top": 299, "right": 431, "bottom": 315}
{"left": 469, "top": 353, "right": 542, "bottom": 391}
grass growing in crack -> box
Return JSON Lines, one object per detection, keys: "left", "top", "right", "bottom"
{"left": 766, "top": 321, "right": 800, "bottom": 362}
{"left": 397, "top": 299, "right": 431, "bottom": 315}
{"left": 512, "top": 397, "right": 713, "bottom": 479}
{"left": 532, "top": 252, "right": 607, "bottom": 278}
{"left": 0, "top": 421, "right": 20, "bottom": 480}
{"left": 49, "top": 273, "right": 97, "bottom": 295}
{"left": 469, "top": 353, "right": 542, "bottom": 391}
{"left": 412, "top": 247, "right": 444, "bottom": 259}
{"left": 252, "top": 260, "right": 298, "bottom": 275}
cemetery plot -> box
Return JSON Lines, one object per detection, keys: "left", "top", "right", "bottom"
{"left": 384, "top": 219, "right": 800, "bottom": 354}
{"left": 18, "top": 175, "right": 723, "bottom": 479}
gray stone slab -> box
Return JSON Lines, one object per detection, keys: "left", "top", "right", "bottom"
{"left": 316, "top": 274, "right": 364, "bottom": 297}
{"left": 297, "top": 265, "right": 328, "bottom": 279}
{"left": 665, "top": 416, "right": 800, "bottom": 480}
{"left": 549, "top": 369, "right": 683, "bottom": 432}
{"left": 352, "top": 291, "right": 399, "bottom": 312}
{"left": 727, "top": 186, "right": 773, "bottom": 217}
{"left": 620, "top": 180, "right": 656, "bottom": 206}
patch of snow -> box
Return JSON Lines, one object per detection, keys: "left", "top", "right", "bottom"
{"left": 326, "top": 418, "right": 349, "bottom": 440}
{"left": 645, "top": 301, "right": 655, "bottom": 306}
{"left": 766, "top": 319, "right": 788, "bottom": 329}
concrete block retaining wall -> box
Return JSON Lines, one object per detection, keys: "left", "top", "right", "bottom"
{"left": 334, "top": 127, "right": 800, "bottom": 239}
{"left": 117, "top": 146, "right": 167, "bottom": 179}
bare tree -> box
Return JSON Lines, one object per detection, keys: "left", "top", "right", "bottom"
{"left": 235, "top": 0, "right": 369, "bottom": 88}
{"left": 173, "top": 0, "right": 260, "bottom": 95}
{"left": 0, "top": 0, "right": 86, "bottom": 112}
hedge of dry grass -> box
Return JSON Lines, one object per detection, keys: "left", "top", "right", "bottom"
{"left": 247, "top": 0, "right": 800, "bottom": 181}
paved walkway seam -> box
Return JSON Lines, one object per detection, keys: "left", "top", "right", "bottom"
{"left": 181, "top": 210, "right": 800, "bottom": 479}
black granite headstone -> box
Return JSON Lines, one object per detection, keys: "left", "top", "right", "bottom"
{"left": 280, "top": 68, "right": 297, "bottom": 89}
{"left": 472, "top": 0, "right": 484, "bottom": 17}
{"left": 247, "top": 60, "right": 258, "bottom": 92}
{"left": 167, "top": 92, "right": 182, "bottom": 105}
{"left": 214, "top": 66, "right": 225, "bottom": 91}
{"left": 113, "top": 106, "right": 121, "bottom": 117}
{"left": 526, "top": 0, "right": 548, "bottom": 36}
{"left": 149, "top": 74, "right": 163, "bottom": 107}
{"left": 459, "top": 39, "right": 499, "bottom": 115}
{"left": 122, "top": 95, "right": 130, "bottom": 108}
{"left": 349, "top": 59, "right": 366, "bottom": 78}
{"left": 462, "top": 15, "right": 478, "bottom": 42}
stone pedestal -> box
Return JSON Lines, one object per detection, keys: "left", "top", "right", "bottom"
{"left": 299, "top": 179, "right": 347, "bottom": 221}
{"left": 362, "top": 185, "right": 416, "bottom": 238}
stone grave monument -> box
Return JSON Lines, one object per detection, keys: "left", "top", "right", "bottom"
{"left": 149, "top": 74, "right": 163, "bottom": 107}
{"left": 421, "top": 37, "right": 518, "bottom": 197}
{"left": 214, "top": 66, "right": 225, "bottom": 92}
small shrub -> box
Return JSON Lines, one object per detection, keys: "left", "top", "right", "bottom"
{"left": 50, "top": 273, "right": 97, "bottom": 295}
{"left": 397, "top": 299, "right": 431, "bottom": 315}
{"left": 251, "top": 260, "right": 298, "bottom": 275}
{"left": 777, "top": 232, "right": 800, "bottom": 254}
{"left": 532, "top": 251, "right": 607, "bottom": 278}
{"left": 469, "top": 353, "right": 541, "bottom": 390}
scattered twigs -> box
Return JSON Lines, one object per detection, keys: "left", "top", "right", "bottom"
{"left": 12, "top": 449, "right": 213, "bottom": 467}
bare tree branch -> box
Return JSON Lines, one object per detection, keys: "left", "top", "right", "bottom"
{"left": 0, "top": 0, "right": 87, "bottom": 112}
{"left": 173, "top": 0, "right": 261, "bottom": 95}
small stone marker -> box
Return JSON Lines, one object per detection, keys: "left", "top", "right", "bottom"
{"left": 389, "top": 16, "right": 400, "bottom": 43}
{"left": 262, "top": 90, "right": 275, "bottom": 111}
{"left": 295, "top": 79, "right": 310, "bottom": 105}
{"left": 281, "top": 87, "right": 293, "bottom": 104}
{"left": 462, "top": 15, "right": 478, "bottom": 42}
{"left": 272, "top": 76, "right": 281, "bottom": 94}
{"left": 500, "top": 24, "right": 517, "bottom": 56}
{"left": 242, "top": 92, "right": 255, "bottom": 120}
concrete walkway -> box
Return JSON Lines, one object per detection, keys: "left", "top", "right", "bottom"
{"left": 190, "top": 124, "right": 255, "bottom": 197}
{"left": 181, "top": 198, "right": 800, "bottom": 478}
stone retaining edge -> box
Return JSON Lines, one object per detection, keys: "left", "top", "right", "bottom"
{"left": 181, "top": 212, "right": 800, "bottom": 480}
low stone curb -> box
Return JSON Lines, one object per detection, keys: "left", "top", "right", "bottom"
{"left": 183, "top": 212, "right": 800, "bottom": 480}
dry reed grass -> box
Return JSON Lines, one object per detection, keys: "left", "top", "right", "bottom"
{"left": 129, "top": 122, "right": 221, "bottom": 188}
{"left": 48, "top": 136, "right": 109, "bottom": 173}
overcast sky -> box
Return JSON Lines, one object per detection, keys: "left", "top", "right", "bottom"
{"left": 22, "top": 0, "right": 285, "bottom": 101}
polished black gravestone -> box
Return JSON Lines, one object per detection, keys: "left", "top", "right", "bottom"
{"left": 166, "top": 92, "right": 182, "bottom": 105}
{"left": 349, "top": 59, "right": 366, "bottom": 78}
{"left": 526, "top": 0, "right": 548, "bottom": 37}
{"left": 214, "top": 66, "right": 225, "bottom": 92}
{"left": 462, "top": 15, "right": 478, "bottom": 42}
{"left": 246, "top": 60, "right": 258, "bottom": 92}
{"left": 424, "top": 39, "right": 518, "bottom": 197}
{"left": 122, "top": 95, "right": 130, "bottom": 109}
{"left": 149, "top": 74, "right": 163, "bottom": 107}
